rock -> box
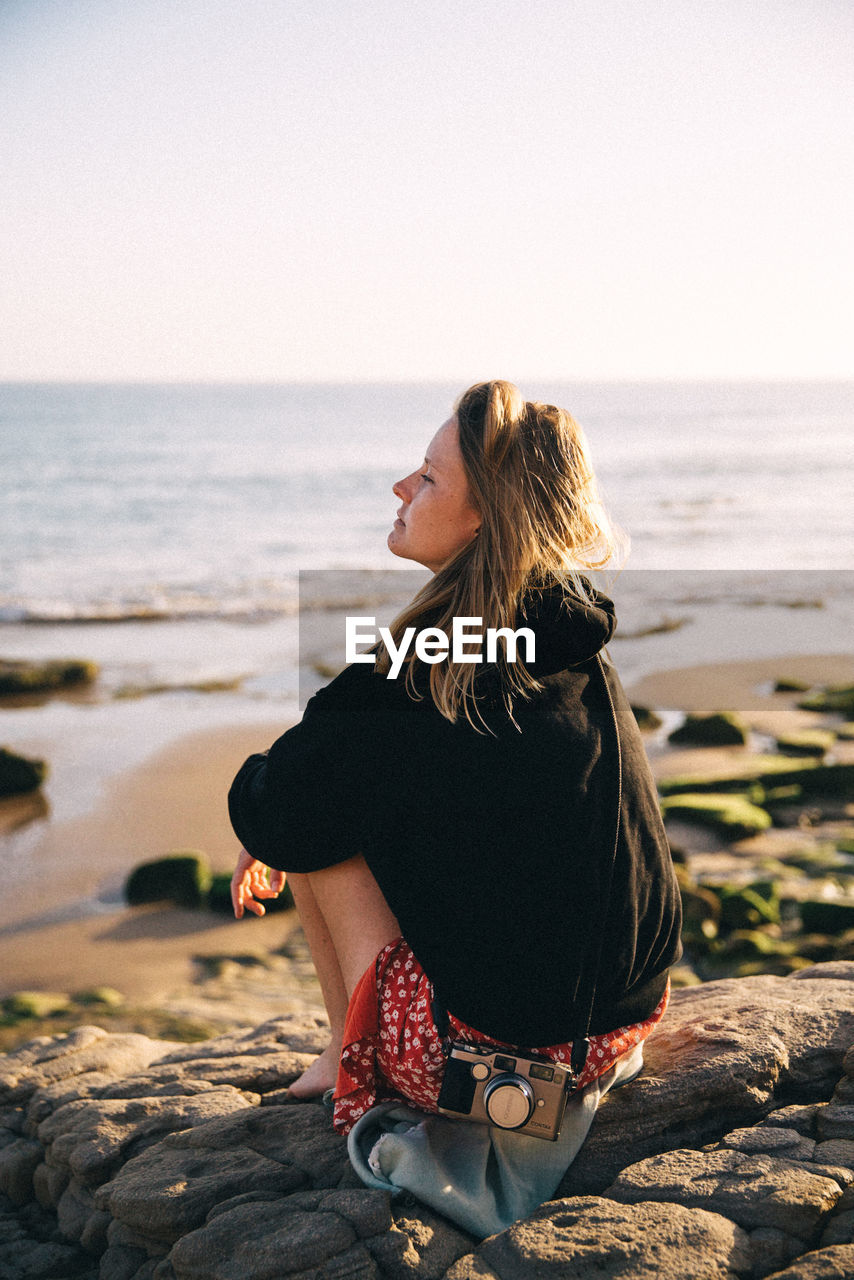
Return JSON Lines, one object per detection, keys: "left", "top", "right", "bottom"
{"left": 605, "top": 1148, "right": 844, "bottom": 1237}
{"left": 125, "top": 853, "right": 213, "bottom": 909}
{"left": 816, "top": 1103, "right": 854, "bottom": 1142}
{"left": 660, "top": 792, "right": 772, "bottom": 840}
{"left": 4, "top": 967, "right": 854, "bottom": 1279}
{"left": 97, "top": 1104, "right": 349, "bottom": 1245}
{"left": 814, "top": 1141, "right": 854, "bottom": 1169}
{"left": 717, "top": 884, "right": 781, "bottom": 930}
{"left": 3, "top": 991, "right": 70, "bottom": 1020}
{"left": 820, "top": 1210, "right": 854, "bottom": 1246}
{"left": 167, "top": 1188, "right": 391, "bottom": 1279}
{"left": 559, "top": 968, "right": 854, "bottom": 1197}
{"left": 0, "top": 747, "right": 48, "bottom": 797}
{"left": 0, "top": 1026, "right": 173, "bottom": 1107}
{"left": 445, "top": 1196, "right": 753, "bottom": 1279}
{"left": 367, "top": 1206, "right": 475, "bottom": 1278}
{"left": 0, "top": 1137, "right": 43, "bottom": 1205}
{"left": 800, "top": 902, "right": 854, "bottom": 934}
{"left": 0, "top": 658, "right": 98, "bottom": 696}
{"left": 749, "top": 1227, "right": 804, "bottom": 1277}
{"left": 762, "top": 1244, "right": 854, "bottom": 1278}
{"left": 798, "top": 685, "right": 854, "bottom": 717}
{"left": 631, "top": 703, "right": 663, "bottom": 731}
{"left": 39, "top": 1088, "right": 256, "bottom": 1190}
{"left": 717, "top": 1126, "right": 816, "bottom": 1162}
{"left": 775, "top": 731, "right": 836, "bottom": 759}
{"left": 658, "top": 759, "right": 854, "bottom": 799}
{"left": 669, "top": 711, "right": 750, "bottom": 747}
{"left": 72, "top": 987, "right": 125, "bottom": 1009}
{"left": 774, "top": 678, "right": 813, "bottom": 693}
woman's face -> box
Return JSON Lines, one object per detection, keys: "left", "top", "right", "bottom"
{"left": 388, "top": 417, "right": 481, "bottom": 573}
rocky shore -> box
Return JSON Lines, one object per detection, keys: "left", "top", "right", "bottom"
{"left": 1, "top": 962, "right": 854, "bottom": 1279}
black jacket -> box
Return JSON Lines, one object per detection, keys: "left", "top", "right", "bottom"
{"left": 229, "top": 586, "right": 682, "bottom": 1047}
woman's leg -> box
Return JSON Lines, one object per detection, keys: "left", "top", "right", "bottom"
{"left": 287, "top": 855, "right": 400, "bottom": 1097}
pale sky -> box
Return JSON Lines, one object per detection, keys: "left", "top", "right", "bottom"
{"left": 1, "top": 0, "right": 852, "bottom": 381}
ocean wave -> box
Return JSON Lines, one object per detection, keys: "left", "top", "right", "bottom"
{"left": 0, "top": 595, "right": 299, "bottom": 625}
{"left": 0, "top": 571, "right": 423, "bottom": 626}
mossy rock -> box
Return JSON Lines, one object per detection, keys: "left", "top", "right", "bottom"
{"left": 0, "top": 746, "right": 48, "bottom": 797}
{"left": 207, "top": 871, "right": 294, "bottom": 914}
{"left": 750, "top": 783, "right": 804, "bottom": 809}
{"left": 72, "top": 986, "right": 124, "bottom": 1008}
{"left": 766, "top": 762, "right": 854, "bottom": 798}
{"left": 773, "top": 677, "right": 813, "bottom": 693}
{"left": 798, "top": 684, "right": 854, "bottom": 716}
{"left": 774, "top": 729, "right": 836, "bottom": 758}
{"left": 660, "top": 792, "right": 772, "bottom": 840}
{"left": 836, "top": 723, "right": 854, "bottom": 741}
{"left": 0, "top": 659, "right": 98, "bottom": 696}
{"left": 125, "top": 851, "right": 213, "bottom": 908}
{"left": 715, "top": 883, "right": 781, "bottom": 930}
{"left": 674, "top": 867, "right": 721, "bottom": 948}
{"left": 668, "top": 712, "right": 749, "bottom": 747}
{"left": 837, "top": 836, "right": 854, "bottom": 856}
{"left": 631, "top": 704, "right": 662, "bottom": 732}
{"left": 3, "top": 991, "right": 71, "bottom": 1019}
{"left": 659, "top": 758, "right": 854, "bottom": 800}
{"left": 799, "top": 899, "right": 854, "bottom": 934}
{"left": 713, "top": 928, "right": 789, "bottom": 961}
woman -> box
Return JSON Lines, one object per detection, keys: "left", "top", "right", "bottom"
{"left": 229, "top": 381, "right": 681, "bottom": 1233}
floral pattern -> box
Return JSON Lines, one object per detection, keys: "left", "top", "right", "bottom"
{"left": 333, "top": 938, "right": 669, "bottom": 1135}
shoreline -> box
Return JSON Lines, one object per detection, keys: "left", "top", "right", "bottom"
{"left": 0, "top": 650, "right": 852, "bottom": 1027}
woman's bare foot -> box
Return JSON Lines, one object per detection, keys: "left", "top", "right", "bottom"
{"left": 287, "top": 1041, "right": 342, "bottom": 1099}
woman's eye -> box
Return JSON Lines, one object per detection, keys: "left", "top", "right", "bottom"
{"left": 420, "top": 472, "right": 434, "bottom": 484}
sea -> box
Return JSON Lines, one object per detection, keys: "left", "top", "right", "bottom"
{"left": 0, "top": 380, "right": 853, "bottom": 818}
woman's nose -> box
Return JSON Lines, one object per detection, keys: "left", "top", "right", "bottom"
{"left": 393, "top": 476, "right": 409, "bottom": 502}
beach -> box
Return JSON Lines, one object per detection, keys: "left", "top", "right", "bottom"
{"left": 2, "top": 645, "right": 852, "bottom": 1037}
{"left": 1, "top": 379, "right": 852, "bottom": 1043}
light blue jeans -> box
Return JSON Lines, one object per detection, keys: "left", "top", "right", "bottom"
{"left": 347, "top": 1041, "right": 644, "bottom": 1238}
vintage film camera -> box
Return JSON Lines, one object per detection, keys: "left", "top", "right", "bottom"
{"left": 437, "top": 1041, "right": 576, "bottom": 1141}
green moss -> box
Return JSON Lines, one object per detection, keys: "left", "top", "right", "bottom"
{"left": 716, "top": 883, "right": 781, "bottom": 930}
{"left": 774, "top": 730, "right": 836, "bottom": 758}
{"left": 0, "top": 747, "right": 48, "bottom": 797}
{"left": 125, "top": 851, "right": 213, "bottom": 908}
{"left": 72, "top": 986, "right": 125, "bottom": 1008}
{"left": 773, "top": 677, "right": 813, "bottom": 693}
{"left": 631, "top": 704, "right": 662, "bottom": 732}
{"left": 668, "top": 712, "right": 749, "bottom": 747}
{"left": 836, "top": 723, "right": 854, "bottom": 741}
{"left": 798, "top": 684, "right": 854, "bottom": 716}
{"left": 659, "top": 758, "right": 854, "bottom": 800}
{"left": 0, "top": 659, "right": 98, "bottom": 696}
{"left": 3, "top": 991, "right": 70, "bottom": 1019}
{"left": 660, "top": 792, "right": 772, "bottom": 840}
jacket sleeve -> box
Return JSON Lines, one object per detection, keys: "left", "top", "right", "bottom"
{"left": 228, "top": 667, "right": 371, "bottom": 872}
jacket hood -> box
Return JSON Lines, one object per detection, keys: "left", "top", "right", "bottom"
{"left": 519, "top": 579, "right": 616, "bottom": 675}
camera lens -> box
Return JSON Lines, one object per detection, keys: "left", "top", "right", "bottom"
{"left": 483, "top": 1075, "right": 535, "bottom": 1129}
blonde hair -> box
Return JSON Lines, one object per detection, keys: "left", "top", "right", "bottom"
{"left": 377, "top": 380, "right": 624, "bottom": 727}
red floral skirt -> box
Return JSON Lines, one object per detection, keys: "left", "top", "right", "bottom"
{"left": 333, "top": 937, "right": 668, "bottom": 1135}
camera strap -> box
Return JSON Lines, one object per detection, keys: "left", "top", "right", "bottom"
{"left": 432, "top": 650, "right": 623, "bottom": 1094}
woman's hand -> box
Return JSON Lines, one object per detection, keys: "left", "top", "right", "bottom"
{"left": 231, "top": 848, "right": 286, "bottom": 919}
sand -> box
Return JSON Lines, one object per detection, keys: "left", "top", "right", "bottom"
{"left": 1, "top": 652, "right": 851, "bottom": 1008}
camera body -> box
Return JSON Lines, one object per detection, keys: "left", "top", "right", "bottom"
{"left": 437, "top": 1041, "right": 574, "bottom": 1141}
